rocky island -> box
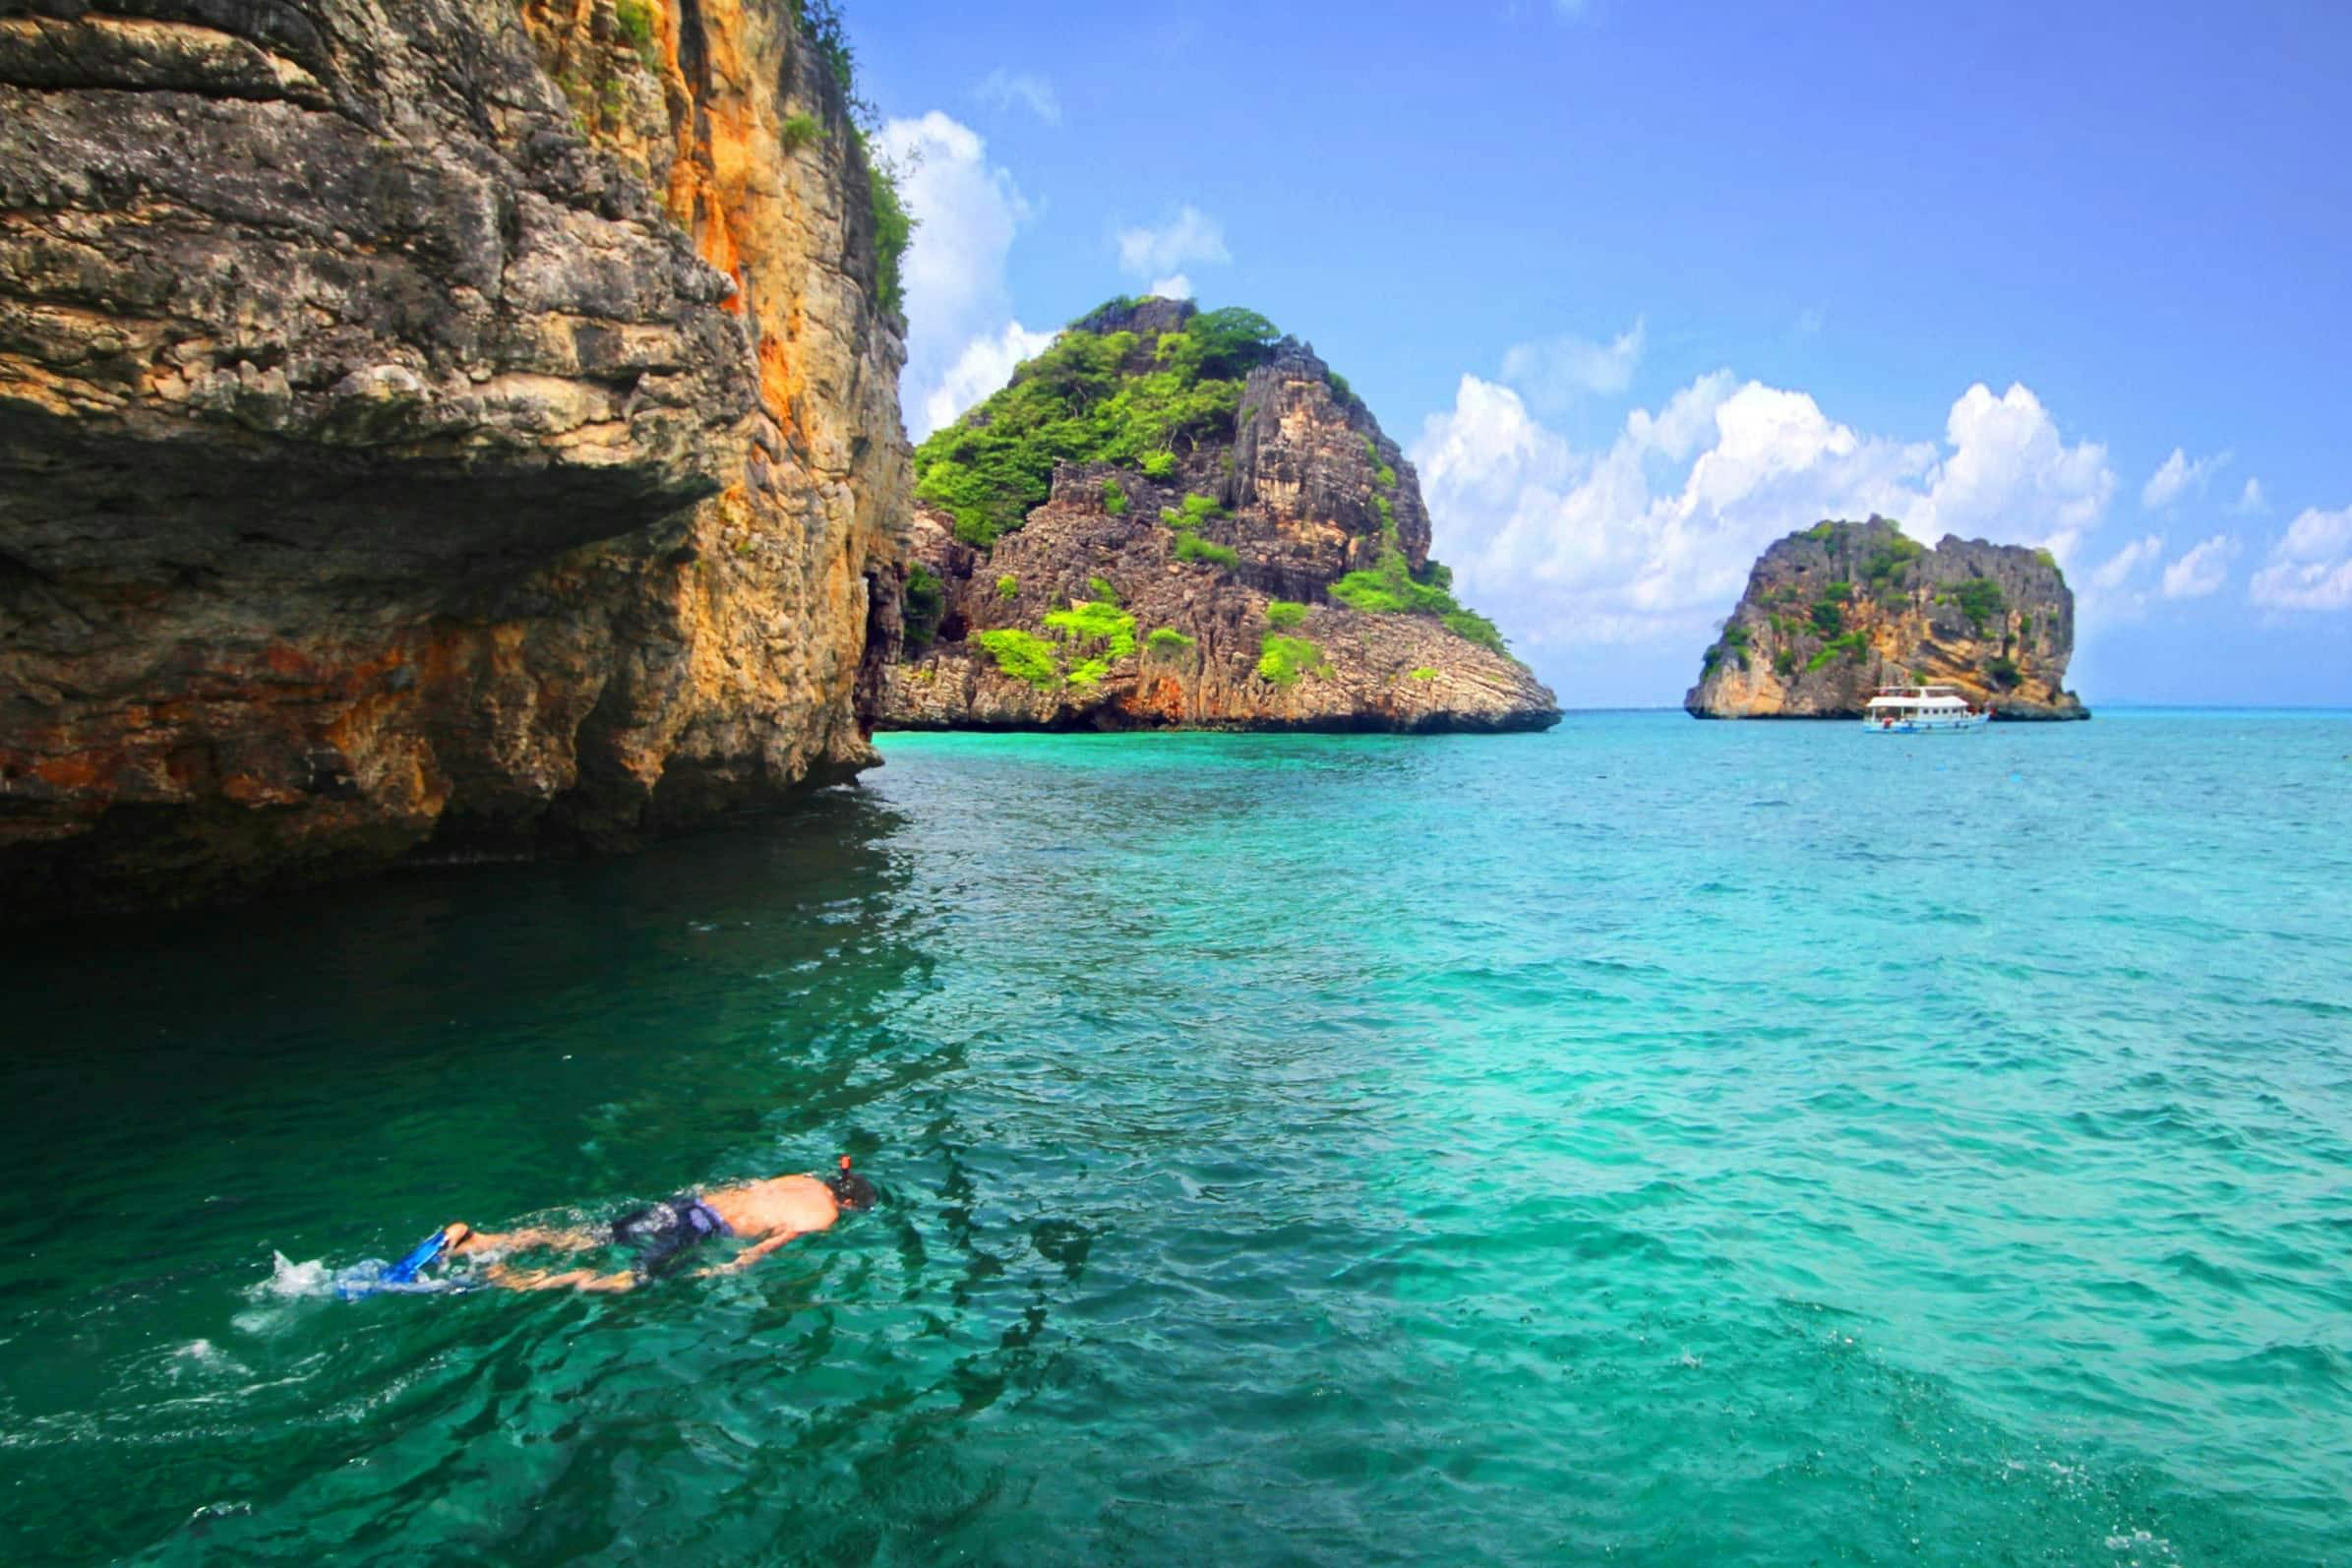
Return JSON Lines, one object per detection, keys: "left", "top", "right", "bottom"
{"left": 1685, "top": 518, "right": 2087, "bottom": 720}
{"left": 0, "top": 0, "right": 911, "bottom": 918}
{"left": 877, "top": 298, "right": 1558, "bottom": 732}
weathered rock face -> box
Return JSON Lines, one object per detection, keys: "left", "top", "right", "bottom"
{"left": 879, "top": 301, "right": 1558, "bottom": 732}
{"left": 0, "top": 0, "right": 909, "bottom": 918}
{"left": 1684, "top": 519, "right": 2087, "bottom": 720}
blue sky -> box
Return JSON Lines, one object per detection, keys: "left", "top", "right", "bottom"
{"left": 849, "top": 0, "right": 2352, "bottom": 707}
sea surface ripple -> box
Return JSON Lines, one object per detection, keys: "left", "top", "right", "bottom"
{"left": 1, "top": 711, "right": 2347, "bottom": 1565}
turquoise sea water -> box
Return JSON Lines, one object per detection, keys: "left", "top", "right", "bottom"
{"left": 3, "top": 711, "right": 2348, "bottom": 1565}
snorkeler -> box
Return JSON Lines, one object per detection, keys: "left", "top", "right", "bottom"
{"left": 426, "top": 1158, "right": 875, "bottom": 1293}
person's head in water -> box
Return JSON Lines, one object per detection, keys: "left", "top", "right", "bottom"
{"left": 826, "top": 1156, "right": 876, "bottom": 1212}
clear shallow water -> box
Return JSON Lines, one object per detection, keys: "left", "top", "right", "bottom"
{"left": 3, "top": 712, "right": 2349, "bottom": 1565}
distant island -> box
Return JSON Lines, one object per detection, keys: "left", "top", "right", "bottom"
{"left": 876, "top": 298, "right": 1560, "bottom": 732}
{"left": 1684, "top": 518, "right": 2088, "bottom": 720}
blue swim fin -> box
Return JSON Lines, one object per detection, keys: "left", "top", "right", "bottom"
{"left": 381, "top": 1228, "right": 452, "bottom": 1285}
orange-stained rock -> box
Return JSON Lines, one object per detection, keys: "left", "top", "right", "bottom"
{"left": 0, "top": 0, "right": 908, "bottom": 920}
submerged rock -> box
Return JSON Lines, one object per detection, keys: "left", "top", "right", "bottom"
{"left": 0, "top": 0, "right": 909, "bottom": 919}
{"left": 879, "top": 300, "right": 1559, "bottom": 733}
{"left": 1684, "top": 519, "right": 2087, "bottom": 720}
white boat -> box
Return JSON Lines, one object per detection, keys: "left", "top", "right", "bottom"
{"left": 1862, "top": 685, "right": 1991, "bottom": 733}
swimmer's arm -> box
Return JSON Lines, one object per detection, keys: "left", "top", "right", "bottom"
{"left": 695, "top": 1230, "right": 801, "bottom": 1277}
{"left": 485, "top": 1261, "right": 637, "bottom": 1293}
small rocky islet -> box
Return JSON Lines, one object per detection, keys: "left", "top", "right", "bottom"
{"left": 877, "top": 297, "right": 1560, "bottom": 732}
{"left": 1684, "top": 518, "right": 2088, "bottom": 720}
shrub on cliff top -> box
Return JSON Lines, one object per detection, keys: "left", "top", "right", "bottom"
{"left": 783, "top": 3, "right": 912, "bottom": 322}
{"left": 1264, "top": 599, "right": 1308, "bottom": 629}
{"left": 914, "top": 309, "right": 1281, "bottom": 547}
{"left": 1862, "top": 536, "right": 1923, "bottom": 589}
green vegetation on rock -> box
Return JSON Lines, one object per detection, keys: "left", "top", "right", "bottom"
{"left": 788, "top": 2, "right": 911, "bottom": 321}
{"left": 1044, "top": 597, "right": 1137, "bottom": 659}
{"left": 1953, "top": 577, "right": 2007, "bottom": 635}
{"left": 1141, "top": 451, "right": 1176, "bottom": 479}
{"left": 1862, "top": 536, "right": 1922, "bottom": 593}
{"left": 902, "top": 563, "right": 944, "bottom": 653}
{"left": 1257, "top": 633, "right": 1328, "bottom": 687}
{"left": 1408, "top": 666, "right": 1437, "bottom": 681}
{"left": 781, "top": 112, "right": 823, "bottom": 152}
{"left": 1145, "top": 627, "right": 1196, "bottom": 654}
{"left": 1329, "top": 550, "right": 1508, "bottom": 653}
{"left": 1805, "top": 632, "right": 1869, "bottom": 672}
{"left": 913, "top": 307, "right": 1283, "bottom": 546}
{"left": 995, "top": 573, "right": 1019, "bottom": 600}
{"left": 1264, "top": 599, "right": 1308, "bottom": 629}
{"left": 1086, "top": 575, "right": 1119, "bottom": 604}
{"left": 1161, "top": 493, "right": 1225, "bottom": 531}
{"left": 978, "top": 628, "right": 1060, "bottom": 690}
{"left": 1176, "top": 535, "right": 1238, "bottom": 568}
{"left": 614, "top": 0, "right": 660, "bottom": 66}
{"left": 1102, "top": 478, "right": 1129, "bottom": 514}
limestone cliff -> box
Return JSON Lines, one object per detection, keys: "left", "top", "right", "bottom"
{"left": 0, "top": 0, "right": 909, "bottom": 918}
{"left": 1684, "top": 519, "right": 2087, "bottom": 720}
{"left": 879, "top": 299, "right": 1558, "bottom": 732}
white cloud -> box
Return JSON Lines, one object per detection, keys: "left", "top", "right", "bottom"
{"left": 2249, "top": 506, "right": 2352, "bottom": 612}
{"left": 2092, "top": 533, "right": 2165, "bottom": 593}
{"left": 2141, "top": 446, "right": 2230, "bottom": 510}
{"left": 1116, "top": 206, "right": 1230, "bottom": 279}
{"left": 1147, "top": 273, "right": 1194, "bottom": 301}
{"left": 2234, "top": 477, "right": 2268, "bottom": 515}
{"left": 2161, "top": 534, "right": 2239, "bottom": 599}
{"left": 1499, "top": 319, "right": 1645, "bottom": 407}
{"left": 1905, "top": 383, "right": 2113, "bottom": 566}
{"left": 974, "top": 69, "right": 1060, "bottom": 125}
{"left": 2081, "top": 533, "right": 2165, "bottom": 624}
{"left": 1412, "top": 372, "right": 2113, "bottom": 658}
{"left": 922, "top": 321, "right": 1056, "bottom": 441}
{"left": 875, "top": 112, "right": 1046, "bottom": 441}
